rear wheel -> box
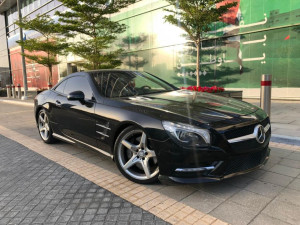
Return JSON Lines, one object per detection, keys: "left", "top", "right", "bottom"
{"left": 114, "top": 126, "right": 159, "bottom": 184}
{"left": 38, "top": 109, "right": 56, "bottom": 144}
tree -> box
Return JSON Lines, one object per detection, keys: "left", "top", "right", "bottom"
{"left": 56, "top": 0, "right": 136, "bottom": 70}
{"left": 121, "top": 34, "right": 148, "bottom": 70}
{"left": 16, "top": 14, "right": 68, "bottom": 85}
{"left": 164, "top": 0, "right": 237, "bottom": 87}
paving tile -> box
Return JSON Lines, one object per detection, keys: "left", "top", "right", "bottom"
{"left": 244, "top": 180, "right": 284, "bottom": 198}
{"left": 263, "top": 199, "right": 300, "bottom": 224}
{"left": 0, "top": 135, "right": 168, "bottom": 225}
{"left": 287, "top": 178, "right": 300, "bottom": 191}
{"left": 279, "top": 158, "right": 300, "bottom": 169}
{"left": 249, "top": 213, "right": 291, "bottom": 225}
{"left": 269, "top": 148, "right": 293, "bottom": 158}
{"left": 210, "top": 201, "right": 258, "bottom": 225}
{"left": 268, "top": 164, "right": 300, "bottom": 177}
{"left": 229, "top": 190, "right": 272, "bottom": 213}
{"left": 180, "top": 190, "right": 224, "bottom": 214}
{"left": 223, "top": 176, "right": 254, "bottom": 189}
{"left": 244, "top": 169, "right": 266, "bottom": 179}
{"left": 158, "top": 185, "right": 197, "bottom": 201}
{"left": 192, "top": 182, "right": 241, "bottom": 200}
{"left": 257, "top": 171, "right": 294, "bottom": 187}
{"left": 285, "top": 152, "right": 300, "bottom": 161}
{"left": 275, "top": 188, "right": 300, "bottom": 207}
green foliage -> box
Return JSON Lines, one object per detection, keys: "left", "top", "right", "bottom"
{"left": 16, "top": 14, "right": 68, "bottom": 84}
{"left": 164, "top": 0, "right": 237, "bottom": 86}
{"left": 164, "top": 0, "right": 237, "bottom": 43}
{"left": 56, "top": 0, "right": 136, "bottom": 70}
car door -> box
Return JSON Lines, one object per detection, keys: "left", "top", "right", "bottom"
{"left": 91, "top": 71, "right": 134, "bottom": 152}
{"left": 53, "top": 75, "right": 97, "bottom": 146}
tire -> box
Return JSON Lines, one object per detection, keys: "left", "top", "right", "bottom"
{"left": 37, "top": 109, "right": 56, "bottom": 144}
{"left": 114, "top": 126, "right": 159, "bottom": 184}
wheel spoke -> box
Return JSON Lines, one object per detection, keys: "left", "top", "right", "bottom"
{"left": 146, "top": 149, "right": 156, "bottom": 158}
{"left": 121, "top": 140, "right": 138, "bottom": 152}
{"left": 39, "top": 115, "right": 45, "bottom": 123}
{"left": 140, "top": 132, "right": 147, "bottom": 149}
{"left": 45, "top": 123, "right": 50, "bottom": 131}
{"left": 123, "top": 155, "right": 139, "bottom": 170}
{"left": 140, "top": 158, "right": 151, "bottom": 178}
{"left": 44, "top": 129, "right": 48, "bottom": 138}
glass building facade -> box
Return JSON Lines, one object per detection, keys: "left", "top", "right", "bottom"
{"left": 0, "top": 0, "right": 300, "bottom": 99}
{"left": 0, "top": 0, "right": 67, "bottom": 89}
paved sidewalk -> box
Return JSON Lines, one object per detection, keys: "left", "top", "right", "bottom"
{"left": 0, "top": 134, "right": 168, "bottom": 225}
{"left": 0, "top": 102, "right": 300, "bottom": 225}
{"left": 245, "top": 99, "right": 300, "bottom": 145}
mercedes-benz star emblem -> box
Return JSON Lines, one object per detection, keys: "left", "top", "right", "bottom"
{"left": 254, "top": 125, "right": 265, "bottom": 144}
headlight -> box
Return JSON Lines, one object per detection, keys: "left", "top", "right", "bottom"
{"left": 162, "top": 121, "right": 210, "bottom": 146}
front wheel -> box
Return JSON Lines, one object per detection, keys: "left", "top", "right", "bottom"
{"left": 114, "top": 126, "right": 159, "bottom": 184}
{"left": 38, "top": 109, "right": 56, "bottom": 144}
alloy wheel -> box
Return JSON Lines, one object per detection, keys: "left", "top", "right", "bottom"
{"left": 38, "top": 111, "right": 50, "bottom": 141}
{"left": 117, "top": 129, "right": 159, "bottom": 182}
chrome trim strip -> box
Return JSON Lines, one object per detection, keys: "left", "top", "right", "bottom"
{"left": 96, "top": 124, "right": 111, "bottom": 130}
{"left": 228, "top": 133, "right": 255, "bottom": 143}
{"left": 175, "top": 166, "right": 215, "bottom": 172}
{"left": 67, "top": 135, "right": 113, "bottom": 158}
{"left": 53, "top": 133, "right": 75, "bottom": 144}
{"left": 96, "top": 131, "right": 109, "bottom": 137}
{"left": 264, "top": 123, "right": 271, "bottom": 133}
{"left": 228, "top": 123, "right": 271, "bottom": 143}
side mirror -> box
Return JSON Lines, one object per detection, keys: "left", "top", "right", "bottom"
{"left": 67, "top": 91, "right": 85, "bottom": 101}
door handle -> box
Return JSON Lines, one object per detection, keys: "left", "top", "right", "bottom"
{"left": 55, "top": 100, "right": 61, "bottom": 107}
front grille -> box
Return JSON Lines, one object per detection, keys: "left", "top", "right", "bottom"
{"left": 224, "top": 117, "right": 270, "bottom": 140}
{"left": 224, "top": 148, "right": 268, "bottom": 175}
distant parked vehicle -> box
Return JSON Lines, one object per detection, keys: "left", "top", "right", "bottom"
{"left": 34, "top": 70, "right": 271, "bottom": 184}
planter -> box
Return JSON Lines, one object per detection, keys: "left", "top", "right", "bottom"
{"left": 214, "top": 90, "right": 243, "bottom": 100}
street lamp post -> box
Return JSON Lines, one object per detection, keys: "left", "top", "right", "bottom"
{"left": 17, "top": 0, "right": 28, "bottom": 100}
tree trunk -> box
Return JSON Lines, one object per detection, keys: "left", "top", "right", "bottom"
{"left": 48, "top": 65, "right": 52, "bottom": 85}
{"left": 196, "top": 43, "right": 200, "bottom": 87}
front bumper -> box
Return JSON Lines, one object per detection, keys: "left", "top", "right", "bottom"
{"left": 151, "top": 126, "right": 271, "bottom": 181}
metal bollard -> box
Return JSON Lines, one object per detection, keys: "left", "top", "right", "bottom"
{"left": 6, "top": 85, "right": 11, "bottom": 98}
{"left": 47, "top": 83, "right": 52, "bottom": 90}
{"left": 260, "top": 74, "right": 272, "bottom": 118}
{"left": 12, "top": 84, "right": 16, "bottom": 98}
{"left": 17, "top": 84, "right": 21, "bottom": 99}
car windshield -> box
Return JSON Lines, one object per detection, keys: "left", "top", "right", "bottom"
{"left": 91, "top": 71, "right": 177, "bottom": 98}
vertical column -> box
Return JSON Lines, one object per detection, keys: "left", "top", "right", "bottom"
{"left": 17, "top": 0, "right": 28, "bottom": 100}
{"left": 12, "top": 84, "right": 16, "bottom": 98}
{"left": 6, "top": 85, "right": 11, "bottom": 98}
{"left": 17, "top": 84, "right": 22, "bottom": 99}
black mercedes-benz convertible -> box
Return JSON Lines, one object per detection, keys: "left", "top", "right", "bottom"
{"left": 34, "top": 70, "right": 271, "bottom": 184}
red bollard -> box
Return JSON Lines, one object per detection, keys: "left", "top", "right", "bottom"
{"left": 260, "top": 74, "right": 272, "bottom": 118}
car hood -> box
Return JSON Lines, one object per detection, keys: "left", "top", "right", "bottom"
{"left": 122, "top": 90, "right": 259, "bottom": 123}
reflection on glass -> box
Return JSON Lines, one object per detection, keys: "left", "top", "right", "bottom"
{"left": 91, "top": 71, "right": 176, "bottom": 98}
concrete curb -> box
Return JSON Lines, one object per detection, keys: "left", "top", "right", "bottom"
{"left": 271, "top": 134, "right": 300, "bottom": 146}
{"left": 0, "top": 99, "right": 34, "bottom": 107}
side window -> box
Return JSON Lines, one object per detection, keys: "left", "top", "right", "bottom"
{"left": 92, "top": 72, "right": 135, "bottom": 98}
{"left": 55, "top": 79, "right": 67, "bottom": 94}
{"left": 63, "top": 76, "right": 93, "bottom": 100}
